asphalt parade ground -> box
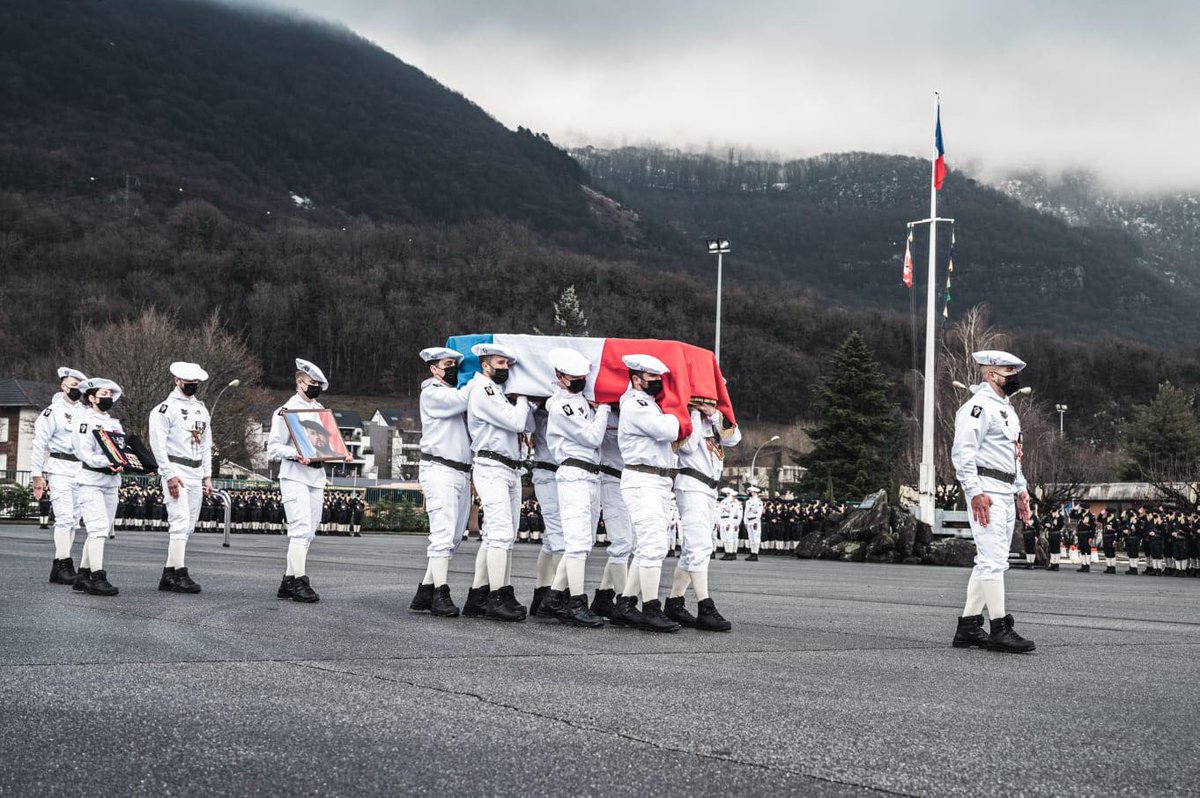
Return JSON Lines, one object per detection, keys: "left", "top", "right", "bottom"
{"left": 1, "top": 525, "right": 1198, "bottom": 797}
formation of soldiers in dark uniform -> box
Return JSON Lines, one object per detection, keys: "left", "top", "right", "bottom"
{"left": 1021, "top": 505, "right": 1200, "bottom": 576}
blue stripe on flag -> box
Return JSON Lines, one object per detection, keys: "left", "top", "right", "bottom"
{"left": 445, "top": 334, "right": 494, "bottom": 387}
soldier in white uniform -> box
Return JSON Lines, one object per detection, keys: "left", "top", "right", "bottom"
{"left": 667, "top": 401, "right": 740, "bottom": 631}
{"left": 148, "top": 361, "right": 212, "bottom": 594}
{"left": 538, "top": 348, "right": 608, "bottom": 627}
{"left": 950, "top": 350, "right": 1036, "bottom": 654}
{"left": 744, "top": 486, "right": 764, "bottom": 561}
{"left": 666, "top": 499, "right": 681, "bottom": 557}
{"left": 31, "top": 367, "right": 88, "bottom": 585}
{"left": 718, "top": 488, "right": 742, "bottom": 560}
{"left": 590, "top": 409, "right": 634, "bottom": 620}
{"left": 72, "top": 378, "right": 126, "bottom": 596}
{"left": 409, "top": 347, "right": 473, "bottom": 618}
{"left": 528, "top": 402, "right": 564, "bottom": 617}
{"left": 267, "top": 358, "right": 346, "bottom": 603}
{"left": 609, "top": 354, "right": 682, "bottom": 633}
{"left": 466, "top": 342, "right": 532, "bottom": 622}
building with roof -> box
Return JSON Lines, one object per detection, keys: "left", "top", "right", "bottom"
{"left": 0, "top": 378, "right": 59, "bottom": 479}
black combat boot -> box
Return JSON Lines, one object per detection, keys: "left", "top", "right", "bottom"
{"left": 590, "top": 588, "right": 616, "bottom": 619}
{"left": 1049, "top": 563, "right": 1059, "bottom": 571}
{"left": 952, "top": 614, "right": 991, "bottom": 649}
{"left": 73, "top": 568, "right": 91, "bottom": 592}
{"left": 49, "top": 558, "right": 76, "bottom": 585}
{"left": 528, "top": 585, "right": 548, "bottom": 617}
{"left": 537, "top": 588, "right": 567, "bottom": 620}
{"left": 289, "top": 575, "right": 320, "bottom": 603}
{"left": 499, "top": 585, "right": 528, "bottom": 620}
{"left": 1104, "top": 565, "right": 1116, "bottom": 575}
{"left": 607, "top": 595, "right": 643, "bottom": 628}
{"left": 746, "top": 553, "right": 759, "bottom": 562}
{"left": 276, "top": 574, "right": 295, "bottom": 598}
{"left": 695, "top": 598, "right": 733, "bottom": 632}
{"left": 484, "top": 587, "right": 526, "bottom": 622}
{"left": 462, "top": 585, "right": 489, "bottom": 617}
{"left": 173, "top": 567, "right": 201, "bottom": 593}
{"left": 561, "top": 594, "right": 605, "bottom": 628}
{"left": 638, "top": 599, "right": 681, "bottom": 633}
{"left": 989, "top": 614, "right": 1035, "bottom": 653}
{"left": 1077, "top": 563, "right": 1090, "bottom": 573}
{"left": 429, "top": 585, "right": 460, "bottom": 618}
{"left": 720, "top": 552, "right": 736, "bottom": 561}
{"left": 158, "top": 567, "right": 178, "bottom": 591}
{"left": 1126, "top": 566, "right": 1138, "bottom": 575}
{"left": 664, "top": 596, "right": 697, "bottom": 628}
{"left": 85, "top": 569, "right": 119, "bottom": 596}
{"left": 408, "top": 583, "right": 434, "bottom": 612}
{"left": 1022, "top": 561, "right": 1032, "bottom": 570}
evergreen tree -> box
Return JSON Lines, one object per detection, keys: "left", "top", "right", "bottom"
{"left": 1122, "top": 382, "right": 1200, "bottom": 480}
{"left": 553, "top": 285, "right": 589, "bottom": 336}
{"left": 801, "top": 331, "right": 901, "bottom": 500}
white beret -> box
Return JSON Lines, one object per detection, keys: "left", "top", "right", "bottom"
{"left": 748, "top": 486, "right": 761, "bottom": 494}
{"left": 720, "top": 487, "right": 736, "bottom": 495}
{"left": 470, "top": 342, "right": 518, "bottom": 363}
{"left": 622, "top": 353, "right": 669, "bottom": 376}
{"left": 549, "top": 347, "right": 592, "bottom": 377}
{"left": 420, "top": 347, "right": 464, "bottom": 363}
{"left": 295, "top": 358, "right": 329, "bottom": 390}
{"left": 972, "top": 350, "right": 1026, "bottom": 373}
{"left": 57, "top": 367, "right": 87, "bottom": 382}
{"left": 170, "top": 361, "right": 209, "bottom": 382}
{"left": 81, "top": 378, "right": 122, "bottom": 403}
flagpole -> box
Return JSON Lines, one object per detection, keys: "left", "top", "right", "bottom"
{"left": 918, "top": 91, "right": 940, "bottom": 527}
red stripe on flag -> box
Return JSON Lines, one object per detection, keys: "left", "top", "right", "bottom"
{"left": 934, "top": 155, "right": 947, "bottom": 190}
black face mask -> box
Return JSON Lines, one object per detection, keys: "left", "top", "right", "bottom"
{"left": 491, "top": 368, "right": 510, "bottom": 385}
{"left": 66, "top": 387, "right": 81, "bottom": 402}
{"left": 304, "top": 384, "right": 322, "bottom": 400}
{"left": 568, "top": 377, "right": 586, "bottom": 394}
{"left": 1000, "top": 373, "right": 1021, "bottom": 396}
{"left": 440, "top": 365, "right": 459, "bottom": 386}
{"left": 643, "top": 379, "right": 664, "bottom": 397}
{"left": 181, "top": 382, "right": 199, "bottom": 397}
{"left": 97, "top": 397, "right": 114, "bottom": 412}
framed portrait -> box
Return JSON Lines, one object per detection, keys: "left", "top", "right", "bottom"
{"left": 282, "top": 408, "right": 350, "bottom": 462}
{"left": 93, "top": 430, "right": 159, "bottom": 474}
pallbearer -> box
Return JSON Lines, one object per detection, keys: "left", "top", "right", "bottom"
{"left": 950, "top": 350, "right": 1036, "bottom": 653}
{"left": 267, "top": 358, "right": 340, "bottom": 603}
{"left": 72, "top": 378, "right": 126, "bottom": 596}
{"left": 31, "top": 367, "right": 88, "bottom": 585}
{"left": 409, "top": 347, "right": 472, "bottom": 618}
{"left": 590, "top": 408, "right": 633, "bottom": 619}
{"left": 527, "top": 400, "right": 564, "bottom": 616}
{"left": 148, "top": 361, "right": 212, "bottom": 594}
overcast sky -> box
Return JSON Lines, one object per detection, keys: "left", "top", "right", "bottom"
{"left": 258, "top": 0, "right": 1200, "bottom": 191}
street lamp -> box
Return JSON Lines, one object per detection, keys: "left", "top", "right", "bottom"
{"left": 750, "top": 435, "right": 781, "bottom": 489}
{"left": 1055, "top": 403, "right": 1068, "bottom": 437}
{"left": 704, "top": 238, "right": 730, "bottom": 364}
{"left": 210, "top": 379, "right": 241, "bottom": 420}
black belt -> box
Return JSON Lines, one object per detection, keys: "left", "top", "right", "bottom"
{"left": 676, "top": 467, "right": 720, "bottom": 490}
{"left": 168, "top": 455, "right": 202, "bottom": 468}
{"left": 533, "top": 460, "right": 559, "bottom": 473}
{"left": 599, "top": 464, "right": 622, "bottom": 479}
{"left": 977, "top": 466, "right": 1016, "bottom": 484}
{"left": 560, "top": 458, "right": 601, "bottom": 474}
{"left": 421, "top": 454, "right": 472, "bottom": 474}
{"left": 49, "top": 452, "right": 79, "bottom": 462}
{"left": 476, "top": 450, "right": 522, "bottom": 470}
{"left": 306, "top": 461, "right": 325, "bottom": 469}
{"left": 625, "top": 463, "right": 678, "bottom": 479}
{"left": 83, "top": 464, "right": 116, "bottom": 474}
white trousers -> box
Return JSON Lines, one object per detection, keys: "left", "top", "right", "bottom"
{"left": 79, "top": 483, "right": 118, "bottom": 540}
{"left": 721, "top": 520, "right": 739, "bottom": 553}
{"left": 621, "top": 474, "right": 671, "bottom": 568}
{"left": 281, "top": 478, "right": 324, "bottom": 547}
{"left": 556, "top": 470, "right": 600, "bottom": 560}
{"left": 601, "top": 474, "right": 633, "bottom": 563}
{"left": 968, "top": 492, "right": 1014, "bottom": 581}
{"left": 165, "top": 480, "right": 204, "bottom": 540}
{"left": 533, "top": 476, "right": 564, "bottom": 554}
{"left": 48, "top": 472, "right": 83, "bottom": 539}
{"left": 420, "top": 461, "right": 472, "bottom": 559}
{"left": 675, "top": 489, "right": 715, "bottom": 573}
{"left": 746, "top": 519, "right": 762, "bottom": 546}
{"left": 474, "top": 463, "right": 521, "bottom": 551}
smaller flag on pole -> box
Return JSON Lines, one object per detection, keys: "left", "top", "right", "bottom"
{"left": 942, "top": 229, "right": 956, "bottom": 320}
{"left": 902, "top": 229, "right": 914, "bottom": 288}
{"left": 934, "top": 103, "right": 948, "bottom": 190}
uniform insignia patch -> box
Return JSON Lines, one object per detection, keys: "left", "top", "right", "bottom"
{"left": 79, "top": 423, "right": 87, "bottom": 433}
{"left": 181, "top": 409, "right": 189, "bottom": 418}
{"left": 42, "top": 408, "right": 52, "bottom": 417}
{"left": 485, "top": 386, "right": 495, "bottom": 397}
{"left": 637, "top": 400, "right": 649, "bottom": 407}
{"left": 564, "top": 405, "right": 574, "bottom": 416}
{"left": 971, "top": 406, "right": 982, "bottom": 418}
{"left": 159, "top": 404, "right": 169, "bottom": 413}
{"left": 999, "top": 410, "right": 1008, "bottom": 420}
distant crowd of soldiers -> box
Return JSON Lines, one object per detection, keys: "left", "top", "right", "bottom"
{"left": 1023, "top": 505, "right": 1200, "bottom": 576}
{"left": 39, "top": 485, "right": 365, "bottom": 537}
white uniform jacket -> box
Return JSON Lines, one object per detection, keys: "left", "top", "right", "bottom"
{"left": 674, "top": 408, "right": 741, "bottom": 496}
{"left": 547, "top": 389, "right": 610, "bottom": 466}
{"left": 267, "top": 393, "right": 328, "bottom": 487}
{"left": 31, "top": 393, "right": 84, "bottom": 478}
{"left": 148, "top": 388, "right": 212, "bottom": 483}
{"left": 73, "top": 407, "right": 124, "bottom": 489}
{"left": 466, "top": 374, "right": 530, "bottom": 464}
{"left": 418, "top": 377, "right": 472, "bottom": 465}
{"left": 951, "top": 383, "right": 1027, "bottom": 500}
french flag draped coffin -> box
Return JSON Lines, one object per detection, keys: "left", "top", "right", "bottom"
{"left": 444, "top": 334, "right": 737, "bottom": 440}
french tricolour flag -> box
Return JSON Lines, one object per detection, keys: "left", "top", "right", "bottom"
{"left": 934, "top": 104, "right": 947, "bottom": 190}
{"left": 445, "top": 334, "right": 737, "bottom": 439}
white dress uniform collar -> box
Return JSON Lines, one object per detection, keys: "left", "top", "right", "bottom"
{"left": 295, "top": 358, "right": 329, "bottom": 390}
